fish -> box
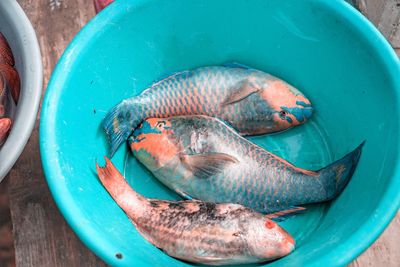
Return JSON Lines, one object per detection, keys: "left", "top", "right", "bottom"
{"left": 0, "top": 72, "right": 6, "bottom": 117}
{"left": 103, "top": 63, "right": 313, "bottom": 156}
{"left": 0, "top": 63, "right": 20, "bottom": 104}
{"left": 94, "top": 0, "right": 114, "bottom": 13}
{"left": 0, "top": 33, "right": 19, "bottom": 104}
{"left": 0, "top": 33, "right": 15, "bottom": 66}
{"left": 129, "top": 116, "right": 363, "bottom": 213}
{"left": 96, "top": 157, "right": 295, "bottom": 265}
{"left": 0, "top": 118, "right": 11, "bottom": 145}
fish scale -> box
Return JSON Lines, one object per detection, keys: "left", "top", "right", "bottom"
{"left": 130, "top": 116, "right": 364, "bottom": 214}
{"left": 103, "top": 65, "right": 313, "bottom": 156}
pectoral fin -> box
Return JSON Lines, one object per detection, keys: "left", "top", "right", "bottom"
{"left": 266, "top": 206, "right": 306, "bottom": 222}
{"left": 175, "top": 189, "right": 195, "bottom": 200}
{"left": 222, "top": 80, "right": 260, "bottom": 106}
{"left": 181, "top": 153, "right": 239, "bottom": 179}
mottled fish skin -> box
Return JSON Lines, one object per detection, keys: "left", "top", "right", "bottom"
{"left": 96, "top": 158, "right": 295, "bottom": 265}
{"left": 130, "top": 116, "right": 363, "bottom": 213}
{"left": 103, "top": 65, "right": 313, "bottom": 156}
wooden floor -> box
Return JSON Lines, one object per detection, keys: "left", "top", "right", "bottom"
{"left": 0, "top": 177, "right": 14, "bottom": 267}
{"left": 0, "top": 0, "right": 399, "bottom": 266}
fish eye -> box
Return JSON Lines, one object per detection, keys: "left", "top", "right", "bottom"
{"left": 279, "top": 110, "right": 287, "bottom": 117}
{"left": 156, "top": 121, "right": 166, "bottom": 129}
{"left": 265, "top": 220, "right": 275, "bottom": 229}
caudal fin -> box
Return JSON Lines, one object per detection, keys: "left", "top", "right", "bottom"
{"left": 102, "top": 100, "right": 144, "bottom": 157}
{"left": 319, "top": 141, "right": 365, "bottom": 200}
{"left": 96, "top": 157, "right": 146, "bottom": 218}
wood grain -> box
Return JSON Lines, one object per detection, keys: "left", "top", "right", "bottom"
{"left": 0, "top": 176, "right": 15, "bottom": 267}
{"left": 8, "top": 1, "right": 105, "bottom": 266}
{"left": 353, "top": 0, "right": 400, "bottom": 48}
{"left": 4, "top": 1, "right": 399, "bottom": 267}
{"left": 349, "top": 212, "right": 400, "bottom": 267}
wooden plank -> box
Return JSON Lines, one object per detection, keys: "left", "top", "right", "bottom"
{"left": 8, "top": 1, "right": 106, "bottom": 266}
{"left": 349, "top": 212, "right": 400, "bottom": 267}
{"left": 0, "top": 176, "right": 14, "bottom": 267}
{"left": 353, "top": 0, "right": 400, "bottom": 48}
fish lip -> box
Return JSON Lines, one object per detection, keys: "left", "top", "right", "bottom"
{"left": 303, "top": 106, "right": 314, "bottom": 119}
{"left": 287, "top": 242, "right": 295, "bottom": 253}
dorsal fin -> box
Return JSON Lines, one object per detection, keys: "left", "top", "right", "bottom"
{"left": 151, "top": 70, "right": 192, "bottom": 88}
{"left": 222, "top": 62, "right": 253, "bottom": 70}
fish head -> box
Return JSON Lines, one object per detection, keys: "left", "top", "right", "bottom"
{"left": 129, "top": 118, "right": 179, "bottom": 171}
{"left": 247, "top": 218, "right": 295, "bottom": 260}
{"left": 260, "top": 79, "right": 313, "bottom": 132}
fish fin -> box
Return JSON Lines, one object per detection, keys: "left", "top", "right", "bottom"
{"left": 181, "top": 153, "right": 239, "bottom": 179}
{"left": 102, "top": 99, "right": 144, "bottom": 157}
{"left": 266, "top": 206, "right": 306, "bottom": 222}
{"left": 191, "top": 256, "right": 229, "bottom": 265}
{"left": 222, "top": 62, "right": 253, "bottom": 69}
{"left": 151, "top": 70, "right": 192, "bottom": 88}
{"left": 175, "top": 189, "right": 195, "bottom": 200}
{"left": 318, "top": 141, "right": 365, "bottom": 200}
{"left": 222, "top": 80, "right": 260, "bottom": 106}
{"left": 0, "top": 118, "right": 11, "bottom": 145}
{"left": 96, "top": 157, "right": 145, "bottom": 218}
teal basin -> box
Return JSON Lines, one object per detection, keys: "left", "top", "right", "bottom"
{"left": 40, "top": 0, "right": 400, "bottom": 266}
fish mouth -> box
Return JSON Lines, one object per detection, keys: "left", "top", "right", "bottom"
{"left": 285, "top": 242, "right": 295, "bottom": 254}
{"left": 302, "top": 106, "right": 313, "bottom": 120}
{"left": 295, "top": 100, "right": 313, "bottom": 120}
{"left": 280, "top": 232, "right": 295, "bottom": 255}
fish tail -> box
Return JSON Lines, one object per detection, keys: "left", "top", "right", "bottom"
{"left": 102, "top": 99, "right": 145, "bottom": 157}
{"left": 319, "top": 141, "right": 365, "bottom": 200}
{"left": 96, "top": 157, "right": 147, "bottom": 218}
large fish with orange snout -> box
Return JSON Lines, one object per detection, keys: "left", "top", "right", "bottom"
{"left": 129, "top": 116, "right": 364, "bottom": 214}
{"left": 96, "top": 158, "right": 295, "bottom": 265}
{"left": 103, "top": 63, "right": 313, "bottom": 156}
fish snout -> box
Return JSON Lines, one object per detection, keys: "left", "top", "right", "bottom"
{"left": 280, "top": 101, "right": 313, "bottom": 125}
{"left": 302, "top": 106, "right": 314, "bottom": 120}
{"left": 282, "top": 233, "right": 296, "bottom": 254}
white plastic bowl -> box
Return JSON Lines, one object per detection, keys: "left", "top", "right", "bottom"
{"left": 0, "top": 0, "right": 42, "bottom": 182}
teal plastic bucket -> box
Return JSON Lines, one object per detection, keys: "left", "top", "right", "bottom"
{"left": 40, "top": 0, "right": 400, "bottom": 266}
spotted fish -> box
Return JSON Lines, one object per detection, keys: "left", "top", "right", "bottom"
{"left": 129, "top": 116, "right": 363, "bottom": 213}
{"left": 96, "top": 158, "right": 295, "bottom": 265}
{"left": 103, "top": 64, "right": 313, "bottom": 156}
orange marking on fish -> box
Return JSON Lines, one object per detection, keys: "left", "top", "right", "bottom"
{"left": 180, "top": 94, "right": 189, "bottom": 114}
{"left": 184, "top": 93, "right": 194, "bottom": 114}
{"left": 192, "top": 87, "right": 204, "bottom": 113}
{"left": 261, "top": 80, "right": 311, "bottom": 125}
{"left": 268, "top": 152, "right": 318, "bottom": 176}
{"left": 335, "top": 165, "right": 346, "bottom": 187}
{"left": 265, "top": 207, "right": 305, "bottom": 219}
{"left": 164, "top": 97, "right": 172, "bottom": 112}
{"left": 130, "top": 132, "right": 178, "bottom": 168}
{"left": 265, "top": 220, "right": 275, "bottom": 229}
